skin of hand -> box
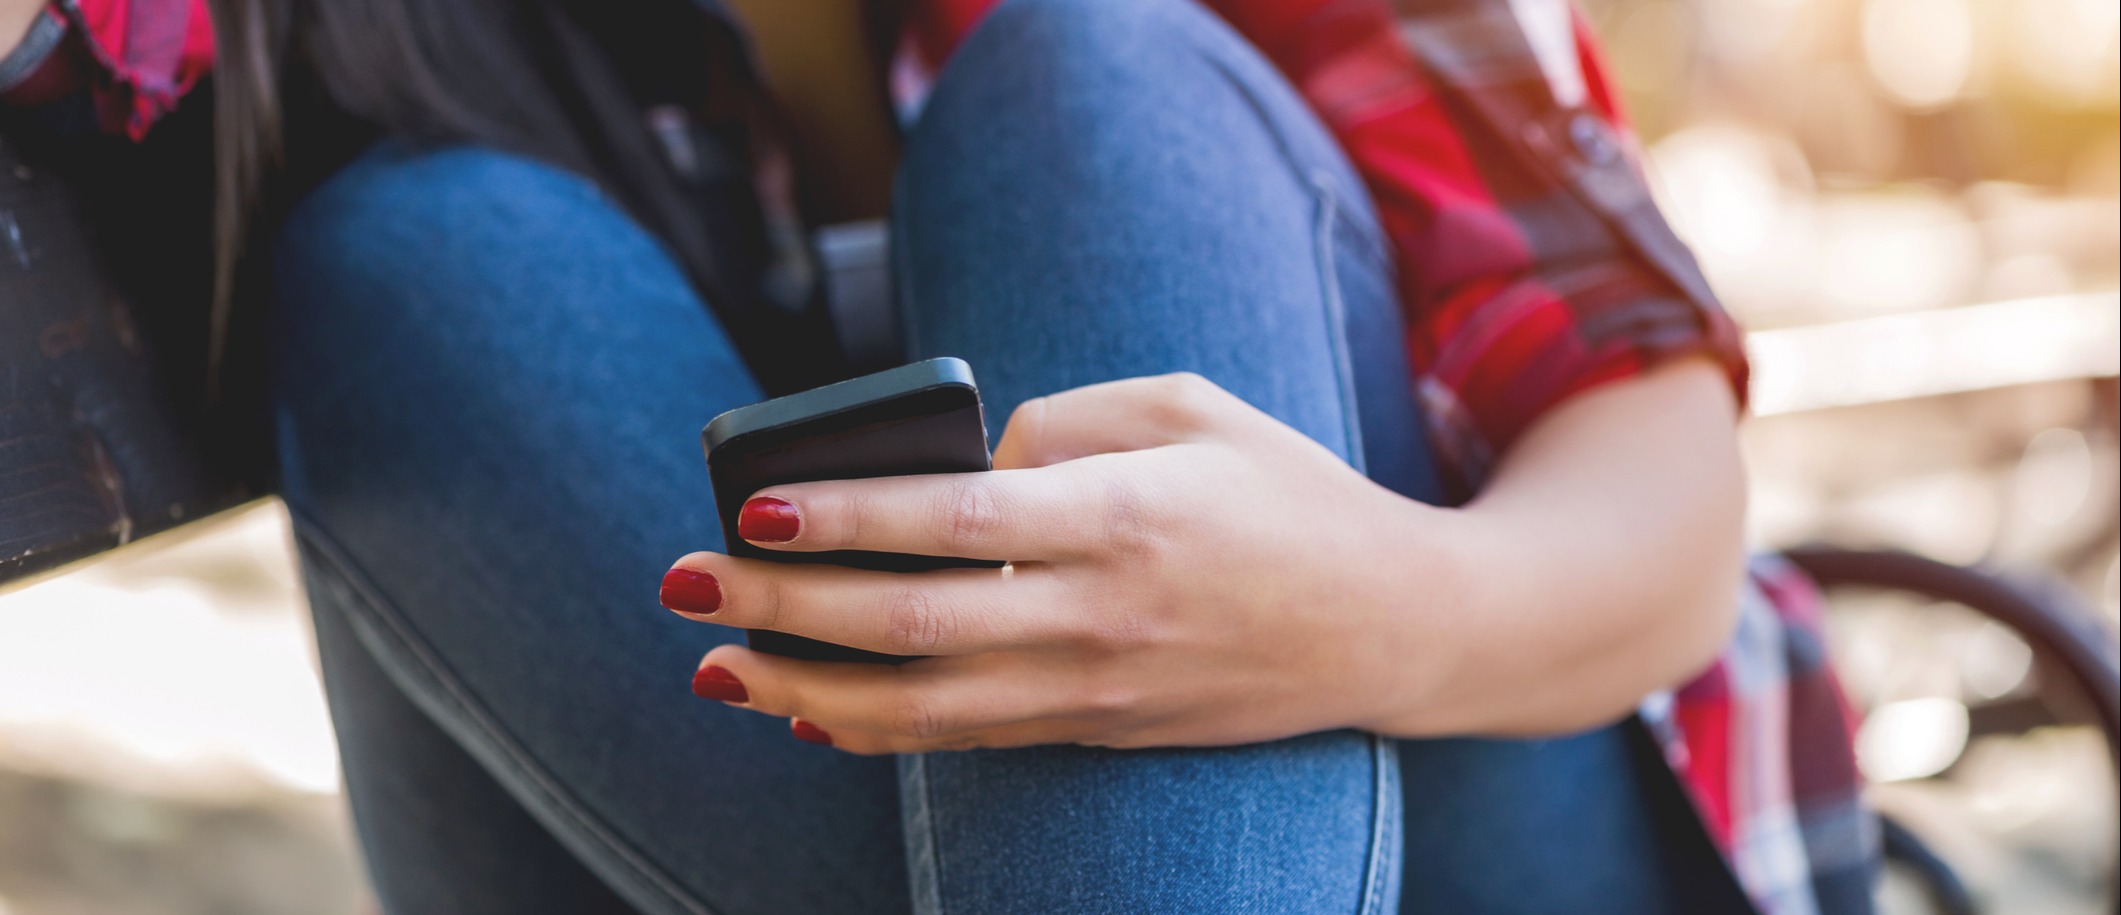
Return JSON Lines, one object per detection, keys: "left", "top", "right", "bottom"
{"left": 0, "top": 0, "right": 46, "bottom": 61}
{"left": 662, "top": 359, "right": 1746, "bottom": 754}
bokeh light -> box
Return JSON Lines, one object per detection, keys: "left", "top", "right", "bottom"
{"left": 1859, "top": 697, "right": 1972, "bottom": 782}
{"left": 1861, "top": 0, "right": 1975, "bottom": 110}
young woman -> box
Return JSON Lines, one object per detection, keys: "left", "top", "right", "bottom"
{"left": 0, "top": 0, "right": 1874, "bottom": 911}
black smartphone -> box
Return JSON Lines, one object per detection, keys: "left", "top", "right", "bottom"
{"left": 703, "top": 357, "right": 1003, "bottom": 664}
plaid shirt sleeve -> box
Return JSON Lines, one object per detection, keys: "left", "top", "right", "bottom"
{"left": 1204, "top": 0, "right": 1748, "bottom": 496}
{"left": 1646, "top": 557, "right": 1879, "bottom": 914}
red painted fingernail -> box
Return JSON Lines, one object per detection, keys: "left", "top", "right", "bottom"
{"left": 738, "top": 494, "right": 801, "bottom": 543}
{"left": 790, "top": 718, "right": 833, "bottom": 746}
{"left": 739, "top": 497, "right": 801, "bottom": 543}
{"left": 660, "top": 568, "right": 722, "bottom": 615}
{"left": 691, "top": 666, "right": 749, "bottom": 702}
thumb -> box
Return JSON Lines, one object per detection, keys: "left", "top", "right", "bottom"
{"left": 992, "top": 373, "right": 1227, "bottom": 470}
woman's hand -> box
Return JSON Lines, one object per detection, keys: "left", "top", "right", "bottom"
{"left": 661, "top": 359, "right": 1747, "bottom": 753}
{"left": 661, "top": 373, "right": 1465, "bottom": 753}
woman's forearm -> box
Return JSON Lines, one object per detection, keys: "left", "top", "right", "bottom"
{"left": 1371, "top": 357, "right": 1748, "bottom": 738}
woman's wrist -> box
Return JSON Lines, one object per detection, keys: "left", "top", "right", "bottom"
{"left": 1349, "top": 360, "right": 1747, "bottom": 740}
{"left": 1337, "top": 494, "right": 1498, "bottom": 738}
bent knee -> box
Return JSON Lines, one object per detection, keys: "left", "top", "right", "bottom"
{"left": 270, "top": 142, "right": 690, "bottom": 362}
{"left": 955, "top": 0, "right": 1226, "bottom": 91}
{"left": 974, "top": 0, "right": 1206, "bottom": 51}
{"left": 920, "top": 0, "right": 1327, "bottom": 169}
{"left": 277, "top": 144, "right": 614, "bottom": 302}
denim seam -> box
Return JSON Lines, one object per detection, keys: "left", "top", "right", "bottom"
{"left": 900, "top": 754, "right": 945, "bottom": 915}
{"left": 1359, "top": 735, "right": 1400, "bottom": 915}
{"left": 1193, "top": 23, "right": 1385, "bottom": 473}
{"left": 1308, "top": 171, "right": 1370, "bottom": 475}
{"left": 1307, "top": 132, "right": 1396, "bottom": 915}
{"left": 1336, "top": 164, "right": 1398, "bottom": 907}
{"left": 1259, "top": 27, "right": 1398, "bottom": 908}
{"left": 288, "top": 514, "right": 724, "bottom": 915}
{"left": 1333, "top": 203, "right": 1396, "bottom": 277}
{"left": 1190, "top": 30, "right": 1394, "bottom": 273}
{"left": 889, "top": 160, "right": 949, "bottom": 915}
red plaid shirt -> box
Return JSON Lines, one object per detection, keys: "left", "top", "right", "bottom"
{"left": 4, "top": 1, "right": 1875, "bottom": 910}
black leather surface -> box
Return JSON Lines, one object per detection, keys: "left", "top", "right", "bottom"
{"left": 0, "top": 130, "right": 261, "bottom": 585}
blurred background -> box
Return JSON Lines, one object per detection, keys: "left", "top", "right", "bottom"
{"left": 1584, "top": 0, "right": 2120, "bottom": 908}
{"left": 0, "top": 0, "right": 2115, "bottom": 912}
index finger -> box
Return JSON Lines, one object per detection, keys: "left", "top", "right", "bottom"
{"left": 737, "top": 465, "right": 1111, "bottom": 561}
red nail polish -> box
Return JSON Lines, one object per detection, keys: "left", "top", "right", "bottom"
{"left": 791, "top": 718, "right": 833, "bottom": 746}
{"left": 739, "top": 497, "right": 801, "bottom": 543}
{"left": 660, "top": 568, "right": 722, "bottom": 615}
{"left": 692, "top": 666, "right": 749, "bottom": 702}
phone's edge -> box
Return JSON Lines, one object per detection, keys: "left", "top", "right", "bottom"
{"left": 701, "top": 357, "right": 976, "bottom": 456}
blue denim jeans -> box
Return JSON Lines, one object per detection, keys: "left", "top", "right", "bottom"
{"left": 271, "top": 1, "right": 1749, "bottom": 912}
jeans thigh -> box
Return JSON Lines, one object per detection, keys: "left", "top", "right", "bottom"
{"left": 1393, "top": 726, "right": 1754, "bottom": 914}
{"left": 273, "top": 143, "right": 908, "bottom": 915}
{"left": 891, "top": 1, "right": 1416, "bottom": 912}
{"left": 305, "top": 567, "right": 638, "bottom": 915}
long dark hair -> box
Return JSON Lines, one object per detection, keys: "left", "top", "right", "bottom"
{"left": 204, "top": 0, "right": 839, "bottom": 393}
